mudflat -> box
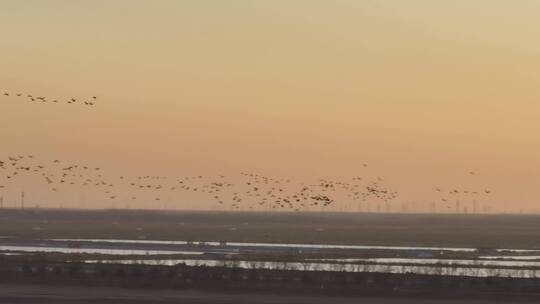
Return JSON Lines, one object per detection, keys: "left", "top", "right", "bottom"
{"left": 0, "top": 284, "right": 528, "bottom": 304}
{"left": 0, "top": 209, "right": 539, "bottom": 249}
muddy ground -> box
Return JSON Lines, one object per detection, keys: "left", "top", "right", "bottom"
{"left": 0, "top": 284, "right": 531, "bottom": 304}
{"left": 0, "top": 209, "right": 539, "bottom": 249}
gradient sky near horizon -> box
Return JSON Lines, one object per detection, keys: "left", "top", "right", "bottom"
{"left": 1, "top": 1, "right": 539, "bottom": 212}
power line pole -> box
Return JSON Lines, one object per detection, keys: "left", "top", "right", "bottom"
{"left": 21, "top": 191, "right": 25, "bottom": 210}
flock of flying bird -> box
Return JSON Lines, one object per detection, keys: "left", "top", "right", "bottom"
{"left": 1, "top": 90, "right": 495, "bottom": 213}
{"left": 0, "top": 154, "right": 494, "bottom": 213}
{"left": 0, "top": 155, "right": 406, "bottom": 212}
{"left": 2, "top": 91, "right": 97, "bottom": 106}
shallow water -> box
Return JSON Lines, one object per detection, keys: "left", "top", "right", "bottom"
{"left": 312, "top": 257, "right": 540, "bottom": 266}
{"left": 4, "top": 239, "right": 540, "bottom": 278}
{"left": 49, "top": 238, "right": 477, "bottom": 252}
{"left": 50, "top": 238, "right": 230, "bottom": 247}
{"left": 347, "top": 257, "right": 540, "bottom": 267}
{"left": 496, "top": 249, "right": 540, "bottom": 253}
{"left": 480, "top": 255, "right": 540, "bottom": 261}
{"left": 0, "top": 245, "right": 205, "bottom": 256}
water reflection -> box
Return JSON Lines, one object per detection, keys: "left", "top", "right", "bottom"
{"left": 0, "top": 245, "right": 204, "bottom": 256}
{"left": 51, "top": 238, "right": 477, "bottom": 252}
{"left": 83, "top": 258, "right": 540, "bottom": 279}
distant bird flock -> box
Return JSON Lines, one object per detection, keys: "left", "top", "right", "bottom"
{"left": 2, "top": 91, "right": 96, "bottom": 106}
{"left": 0, "top": 154, "right": 495, "bottom": 213}
{"left": 0, "top": 155, "right": 409, "bottom": 212}
{"left": 0, "top": 90, "right": 496, "bottom": 213}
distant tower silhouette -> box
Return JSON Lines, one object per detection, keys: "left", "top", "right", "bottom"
{"left": 21, "top": 191, "right": 25, "bottom": 209}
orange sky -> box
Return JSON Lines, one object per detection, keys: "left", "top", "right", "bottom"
{"left": 0, "top": 1, "right": 539, "bottom": 212}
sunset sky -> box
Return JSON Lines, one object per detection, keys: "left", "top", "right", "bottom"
{"left": 1, "top": 1, "right": 539, "bottom": 212}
